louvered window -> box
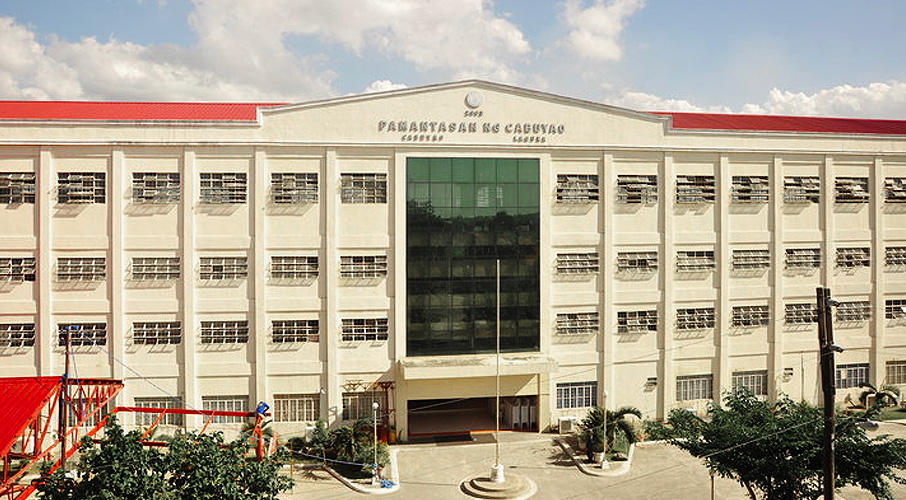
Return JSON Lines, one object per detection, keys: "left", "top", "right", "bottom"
{"left": 617, "top": 252, "right": 658, "bottom": 272}
{"left": 58, "top": 172, "right": 105, "bottom": 203}
{"left": 555, "top": 174, "right": 599, "bottom": 203}
{"left": 616, "top": 175, "right": 657, "bottom": 203}
{"left": 132, "top": 173, "right": 180, "bottom": 203}
{"left": 785, "top": 303, "right": 817, "bottom": 324}
{"left": 200, "top": 173, "right": 247, "bottom": 204}
{"left": 676, "top": 175, "right": 715, "bottom": 204}
{"left": 272, "top": 173, "right": 318, "bottom": 204}
{"left": 676, "top": 251, "right": 715, "bottom": 272}
{"left": 783, "top": 176, "right": 819, "bottom": 203}
{"left": 0, "top": 172, "right": 35, "bottom": 203}
{"left": 676, "top": 308, "right": 715, "bottom": 330}
{"left": 617, "top": 310, "right": 658, "bottom": 333}
{"left": 731, "top": 305, "right": 770, "bottom": 327}
{"left": 731, "top": 176, "right": 769, "bottom": 203}
{"left": 555, "top": 312, "right": 599, "bottom": 336}
{"left": 835, "top": 177, "right": 869, "bottom": 203}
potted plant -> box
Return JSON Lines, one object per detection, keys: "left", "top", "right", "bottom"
{"left": 589, "top": 426, "right": 606, "bottom": 464}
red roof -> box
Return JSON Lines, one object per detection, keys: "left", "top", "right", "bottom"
{"left": 0, "top": 100, "right": 903, "bottom": 135}
{"left": 0, "top": 376, "right": 60, "bottom": 457}
{"left": 652, "top": 112, "right": 906, "bottom": 136}
{"left": 0, "top": 101, "right": 283, "bottom": 122}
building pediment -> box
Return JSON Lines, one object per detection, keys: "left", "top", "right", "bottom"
{"left": 258, "top": 80, "right": 669, "bottom": 147}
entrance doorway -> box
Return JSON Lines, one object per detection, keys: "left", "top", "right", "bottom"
{"left": 407, "top": 396, "right": 538, "bottom": 437}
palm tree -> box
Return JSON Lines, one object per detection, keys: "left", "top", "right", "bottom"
{"left": 858, "top": 383, "right": 901, "bottom": 408}
{"left": 580, "top": 406, "right": 643, "bottom": 454}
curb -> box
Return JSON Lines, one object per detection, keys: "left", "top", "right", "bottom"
{"left": 552, "top": 436, "right": 648, "bottom": 477}
{"left": 317, "top": 447, "right": 401, "bottom": 495}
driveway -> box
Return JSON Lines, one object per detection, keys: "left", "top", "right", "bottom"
{"left": 284, "top": 421, "right": 906, "bottom": 500}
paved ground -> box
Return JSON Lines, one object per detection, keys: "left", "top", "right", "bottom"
{"left": 284, "top": 421, "right": 906, "bottom": 500}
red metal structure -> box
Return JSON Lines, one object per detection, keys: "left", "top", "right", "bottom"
{"left": 0, "top": 377, "right": 123, "bottom": 500}
{"left": 0, "top": 378, "right": 270, "bottom": 500}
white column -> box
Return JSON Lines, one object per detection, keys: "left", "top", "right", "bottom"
{"left": 180, "top": 149, "right": 199, "bottom": 422}
{"left": 601, "top": 152, "right": 615, "bottom": 409}
{"left": 821, "top": 156, "right": 835, "bottom": 288}
{"left": 323, "top": 148, "right": 340, "bottom": 424}
{"left": 251, "top": 148, "right": 268, "bottom": 405}
{"left": 110, "top": 149, "right": 125, "bottom": 389}
{"left": 715, "top": 154, "right": 731, "bottom": 396}
{"left": 391, "top": 150, "right": 407, "bottom": 431}
{"left": 870, "top": 157, "right": 885, "bottom": 385}
{"left": 36, "top": 148, "right": 53, "bottom": 376}
{"left": 659, "top": 152, "right": 676, "bottom": 418}
{"left": 768, "top": 155, "right": 785, "bottom": 399}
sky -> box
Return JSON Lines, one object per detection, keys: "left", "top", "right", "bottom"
{"left": 0, "top": 0, "right": 905, "bottom": 118}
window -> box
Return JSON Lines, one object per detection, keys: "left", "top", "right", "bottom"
{"left": 617, "top": 251, "right": 658, "bottom": 272}
{"left": 886, "top": 247, "right": 906, "bottom": 267}
{"left": 676, "top": 374, "right": 713, "bottom": 401}
{"left": 0, "top": 323, "right": 35, "bottom": 347}
{"left": 133, "top": 397, "right": 184, "bottom": 426}
{"left": 784, "top": 176, "right": 819, "bottom": 203}
{"left": 200, "top": 320, "right": 249, "bottom": 344}
{"left": 341, "top": 318, "right": 388, "bottom": 342}
{"left": 676, "top": 308, "right": 716, "bottom": 330}
{"left": 271, "top": 256, "right": 318, "bottom": 280}
{"left": 836, "top": 301, "right": 870, "bottom": 322}
{"left": 887, "top": 360, "right": 906, "bottom": 384}
{"left": 836, "top": 247, "right": 870, "bottom": 268}
{"left": 617, "top": 310, "right": 658, "bottom": 333}
{"left": 271, "top": 172, "right": 318, "bottom": 204}
{"left": 885, "top": 299, "right": 906, "bottom": 320}
{"left": 835, "top": 177, "right": 869, "bottom": 203}
{"left": 556, "top": 382, "right": 597, "bottom": 409}
{"left": 58, "top": 323, "right": 106, "bottom": 346}
{"left": 555, "top": 312, "right": 599, "bottom": 336}
{"left": 131, "top": 257, "right": 180, "bottom": 280}
{"left": 836, "top": 363, "right": 869, "bottom": 389}
{"left": 340, "top": 255, "right": 388, "bottom": 279}
{"left": 785, "top": 303, "right": 817, "bottom": 325}
{"left": 341, "top": 173, "right": 387, "bottom": 203}
{"left": 732, "top": 370, "right": 768, "bottom": 396}
{"left": 58, "top": 172, "right": 105, "bottom": 203}
{"left": 0, "top": 172, "right": 35, "bottom": 203}
{"left": 0, "top": 257, "right": 35, "bottom": 281}
{"left": 132, "top": 322, "right": 181, "bottom": 345}
{"left": 199, "top": 257, "right": 247, "bottom": 280}
{"left": 132, "top": 173, "right": 180, "bottom": 203}
{"left": 676, "top": 250, "right": 715, "bottom": 272}
{"left": 556, "top": 253, "right": 599, "bottom": 275}
{"left": 199, "top": 173, "right": 246, "bottom": 204}
{"left": 885, "top": 178, "right": 906, "bottom": 203}
{"left": 732, "top": 249, "right": 770, "bottom": 270}
{"left": 202, "top": 396, "right": 248, "bottom": 424}
{"left": 786, "top": 248, "right": 821, "bottom": 269}
{"left": 731, "top": 176, "right": 769, "bottom": 203}
{"left": 273, "top": 394, "right": 320, "bottom": 422}
{"left": 555, "top": 174, "right": 599, "bottom": 203}
{"left": 616, "top": 175, "right": 657, "bottom": 204}
{"left": 732, "top": 305, "right": 770, "bottom": 327}
{"left": 57, "top": 257, "right": 106, "bottom": 281}
{"left": 272, "top": 320, "right": 319, "bottom": 343}
{"left": 676, "top": 175, "right": 715, "bottom": 204}
{"left": 341, "top": 391, "right": 388, "bottom": 421}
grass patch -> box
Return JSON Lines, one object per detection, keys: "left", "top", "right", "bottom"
{"left": 878, "top": 406, "right": 906, "bottom": 421}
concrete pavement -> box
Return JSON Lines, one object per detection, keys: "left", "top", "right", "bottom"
{"left": 283, "top": 421, "right": 906, "bottom": 500}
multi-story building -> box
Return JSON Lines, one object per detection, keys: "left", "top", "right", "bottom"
{"left": 1, "top": 81, "right": 906, "bottom": 439}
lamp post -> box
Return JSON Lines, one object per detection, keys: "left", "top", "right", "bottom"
{"left": 372, "top": 401, "right": 379, "bottom": 485}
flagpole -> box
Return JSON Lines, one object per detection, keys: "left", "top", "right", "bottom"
{"left": 491, "top": 258, "right": 504, "bottom": 482}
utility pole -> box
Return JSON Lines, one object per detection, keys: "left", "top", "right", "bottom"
{"left": 58, "top": 326, "right": 71, "bottom": 472}
{"left": 816, "top": 287, "right": 841, "bottom": 500}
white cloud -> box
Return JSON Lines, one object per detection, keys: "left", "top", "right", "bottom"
{"left": 363, "top": 80, "right": 408, "bottom": 94}
{"left": 604, "top": 90, "right": 731, "bottom": 113}
{"left": 0, "top": 0, "right": 530, "bottom": 101}
{"left": 560, "top": 0, "right": 645, "bottom": 61}
{"left": 742, "top": 81, "right": 906, "bottom": 118}
{"left": 189, "top": 0, "right": 531, "bottom": 83}
{"left": 606, "top": 81, "right": 906, "bottom": 119}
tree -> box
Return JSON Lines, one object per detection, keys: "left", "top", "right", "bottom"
{"left": 649, "top": 388, "right": 906, "bottom": 500}
{"left": 858, "top": 383, "right": 901, "bottom": 408}
{"left": 37, "top": 418, "right": 293, "bottom": 500}
{"left": 580, "top": 406, "right": 643, "bottom": 454}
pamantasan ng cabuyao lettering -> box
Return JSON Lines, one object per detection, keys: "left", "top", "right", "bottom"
{"left": 377, "top": 120, "right": 565, "bottom": 135}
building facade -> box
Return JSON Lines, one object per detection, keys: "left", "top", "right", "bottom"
{"left": 1, "top": 81, "right": 906, "bottom": 438}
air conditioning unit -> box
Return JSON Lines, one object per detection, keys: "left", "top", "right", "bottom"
{"left": 558, "top": 416, "right": 577, "bottom": 434}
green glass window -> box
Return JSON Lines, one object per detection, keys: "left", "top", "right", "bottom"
{"left": 407, "top": 158, "right": 540, "bottom": 356}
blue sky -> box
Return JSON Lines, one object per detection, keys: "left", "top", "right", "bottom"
{"left": 0, "top": 0, "right": 904, "bottom": 117}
